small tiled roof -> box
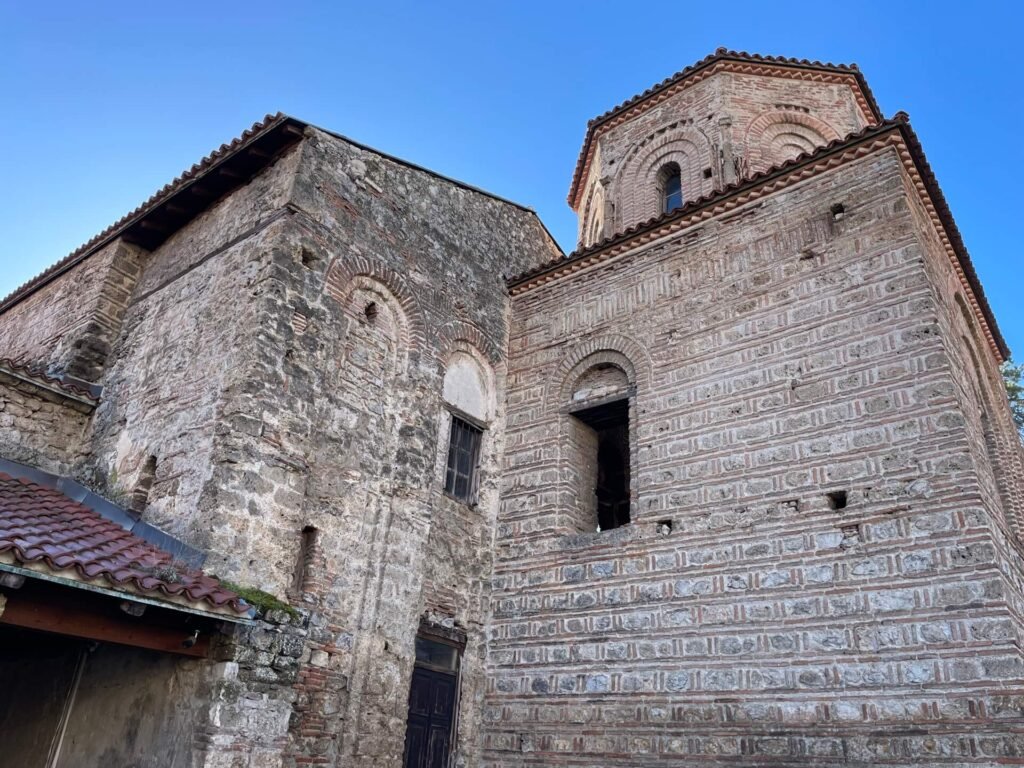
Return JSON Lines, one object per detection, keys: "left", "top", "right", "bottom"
{"left": 567, "top": 48, "right": 884, "bottom": 208}
{"left": 0, "top": 358, "right": 99, "bottom": 402}
{"left": 0, "top": 472, "right": 249, "bottom": 616}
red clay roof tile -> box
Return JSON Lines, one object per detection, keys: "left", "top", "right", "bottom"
{"left": 0, "top": 472, "right": 248, "bottom": 615}
{"left": 0, "top": 358, "right": 99, "bottom": 402}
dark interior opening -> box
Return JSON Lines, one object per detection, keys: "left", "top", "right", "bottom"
{"left": 571, "top": 397, "right": 630, "bottom": 531}
{"left": 827, "top": 490, "right": 849, "bottom": 510}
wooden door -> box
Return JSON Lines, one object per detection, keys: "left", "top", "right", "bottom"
{"left": 403, "top": 666, "right": 457, "bottom": 768}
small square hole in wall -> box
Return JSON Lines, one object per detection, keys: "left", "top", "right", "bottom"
{"left": 826, "top": 490, "right": 848, "bottom": 510}
{"left": 658, "top": 519, "right": 674, "bottom": 535}
{"left": 702, "top": 168, "right": 713, "bottom": 179}
{"left": 830, "top": 203, "right": 846, "bottom": 221}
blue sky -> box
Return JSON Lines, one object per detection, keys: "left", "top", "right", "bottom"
{"left": 1, "top": 2, "right": 1021, "bottom": 356}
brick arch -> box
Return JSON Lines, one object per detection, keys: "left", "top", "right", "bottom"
{"left": 744, "top": 110, "right": 841, "bottom": 175}
{"left": 441, "top": 337, "right": 499, "bottom": 424}
{"left": 615, "top": 125, "right": 714, "bottom": 229}
{"left": 439, "top": 318, "right": 503, "bottom": 369}
{"left": 954, "top": 293, "right": 1024, "bottom": 537}
{"left": 547, "top": 334, "right": 652, "bottom": 413}
{"left": 324, "top": 255, "right": 427, "bottom": 351}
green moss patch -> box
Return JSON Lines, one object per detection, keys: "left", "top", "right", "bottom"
{"left": 219, "top": 580, "right": 299, "bottom": 619}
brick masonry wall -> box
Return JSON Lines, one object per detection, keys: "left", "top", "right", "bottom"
{"left": 576, "top": 70, "right": 870, "bottom": 246}
{"left": 486, "top": 147, "right": 1024, "bottom": 766}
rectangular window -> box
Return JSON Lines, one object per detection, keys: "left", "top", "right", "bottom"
{"left": 569, "top": 397, "right": 630, "bottom": 531}
{"left": 444, "top": 416, "right": 483, "bottom": 503}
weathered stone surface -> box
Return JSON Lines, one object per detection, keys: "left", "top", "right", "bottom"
{"left": 1, "top": 52, "right": 1023, "bottom": 768}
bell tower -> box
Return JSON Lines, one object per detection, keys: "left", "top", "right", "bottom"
{"left": 569, "top": 48, "right": 881, "bottom": 248}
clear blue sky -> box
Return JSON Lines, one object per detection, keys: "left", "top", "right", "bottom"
{"left": 1, "top": 2, "right": 1021, "bottom": 356}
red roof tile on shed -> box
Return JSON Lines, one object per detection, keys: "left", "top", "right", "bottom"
{"left": 0, "top": 472, "right": 248, "bottom": 616}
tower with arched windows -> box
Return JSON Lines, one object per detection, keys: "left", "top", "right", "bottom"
{"left": 572, "top": 49, "right": 870, "bottom": 247}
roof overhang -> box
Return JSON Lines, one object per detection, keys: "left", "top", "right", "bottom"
{"left": 0, "top": 113, "right": 307, "bottom": 316}
{"left": 518, "top": 115, "right": 1009, "bottom": 363}
{"left": 567, "top": 49, "right": 884, "bottom": 210}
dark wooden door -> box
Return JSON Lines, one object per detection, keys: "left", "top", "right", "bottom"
{"left": 403, "top": 666, "right": 457, "bottom": 768}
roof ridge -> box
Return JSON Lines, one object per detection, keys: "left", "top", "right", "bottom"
{"left": 0, "top": 112, "right": 291, "bottom": 314}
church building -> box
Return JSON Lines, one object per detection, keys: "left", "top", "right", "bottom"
{"left": 1, "top": 48, "right": 1023, "bottom": 768}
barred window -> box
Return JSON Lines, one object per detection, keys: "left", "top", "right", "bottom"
{"left": 444, "top": 416, "right": 483, "bottom": 503}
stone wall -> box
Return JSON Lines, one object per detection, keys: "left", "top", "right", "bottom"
{"left": 0, "top": 371, "right": 92, "bottom": 476}
{"left": 486, "top": 146, "right": 1024, "bottom": 766}
{"left": 193, "top": 125, "right": 558, "bottom": 767}
{"left": 0, "top": 239, "right": 145, "bottom": 382}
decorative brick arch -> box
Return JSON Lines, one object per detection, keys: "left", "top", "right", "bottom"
{"left": 547, "top": 334, "right": 652, "bottom": 414}
{"left": 615, "top": 125, "right": 714, "bottom": 229}
{"left": 744, "top": 110, "right": 841, "bottom": 175}
{"left": 439, "top": 318, "right": 503, "bottom": 369}
{"left": 324, "top": 255, "right": 427, "bottom": 352}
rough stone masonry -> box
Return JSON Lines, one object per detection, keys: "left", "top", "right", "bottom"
{"left": 1, "top": 48, "right": 1023, "bottom": 768}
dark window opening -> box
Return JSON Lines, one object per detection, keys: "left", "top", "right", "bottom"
{"left": 660, "top": 163, "right": 683, "bottom": 213}
{"left": 292, "top": 526, "right": 318, "bottom": 595}
{"left": 830, "top": 203, "right": 846, "bottom": 220}
{"left": 363, "top": 301, "right": 379, "bottom": 324}
{"left": 444, "top": 416, "right": 483, "bottom": 504}
{"left": 702, "top": 167, "right": 713, "bottom": 179}
{"left": 827, "top": 490, "right": 849, "bottom": 510}
{"left": 571, "top": 398, "right": 631, "bottom": 531}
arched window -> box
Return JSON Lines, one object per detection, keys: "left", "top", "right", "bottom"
{"left": 441, "top": 352, "right": 493, "bottom": 505}
{"left": 659, "top": 163, "right": 683, "bottom": 213}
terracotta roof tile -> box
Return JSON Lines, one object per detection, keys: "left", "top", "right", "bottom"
{"left": 0, "top": 472, "right": 249, "bottom": 615}
{"left": 0, "top": 358, "right": 99, "bottom": 402}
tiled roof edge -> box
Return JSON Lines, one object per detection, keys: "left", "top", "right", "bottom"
{"left": 0, "top": 113, "right": 298, "bottom": 316}
{"left": 0, "top": 358, "right": 100, "bottom": 402}
{"left": 0, "top": 457, "right": 205, "bottom": 569}
{"left": 895, "top": 119, "right": 1010, "bottom": 360}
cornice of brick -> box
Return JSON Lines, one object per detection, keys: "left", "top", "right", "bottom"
{"left": 515, "top": 117, "right": 1009, "bottom": 364}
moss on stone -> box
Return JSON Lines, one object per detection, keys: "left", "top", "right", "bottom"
{"left": 219, "top": 580, "right": 299, "bottom": 619}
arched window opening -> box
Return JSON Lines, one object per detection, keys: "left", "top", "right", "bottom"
{"left": 441, "top": 351, "right": 493, "bottom": 506}
{"left": 566, "top": 361, "right": 632, "bottom": 532}
{"left": 659, "top": 163, "right": 683, "bottom": 213}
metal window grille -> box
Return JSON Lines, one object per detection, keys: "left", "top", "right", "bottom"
{"left": 444, "top": 416, "right": 482, "bottom": 503}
